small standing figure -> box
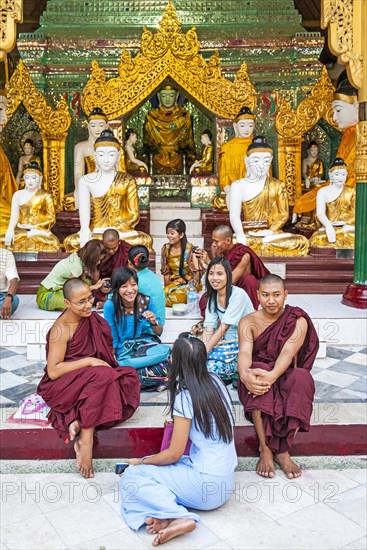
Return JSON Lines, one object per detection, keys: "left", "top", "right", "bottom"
{"left": 302, "top": 141, "right": 324, "bottom": 190}
{"left": 2, "top": 161, "right": 61, "bottom": 252}
{"left": 16, "top": 139, "right": 42, "bottom": 188}
{"left": 189, "top": 129, "right": 213, "bottom": 174}
{"left": 124, "top": 129, "right": 148, "bottom": 174}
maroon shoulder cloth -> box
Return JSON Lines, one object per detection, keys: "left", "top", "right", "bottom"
{"left": 238, "top": 305, "right": 319, "bottom": 453}
{"left": 226, "top": 244, "right": 270, "bottom": 310}
{"left": 93, "top": 240, "right": 131, "bottom": 302}
{"left": 37, "top": 311, "right": 140, "bottom": 440}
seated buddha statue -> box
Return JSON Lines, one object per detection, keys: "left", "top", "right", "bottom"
{"left": 0, "top": 92, "right": 18, "bottom": 215}
{"left": 63, "top": 107, "right": 126, "bottom": 210}
{"left": 229, "top": 136, "right": 309, "bottom": 256}
{"left": 16, "top": 138, "right": 42, "bottom": 189}
{"left": 293, "top": 78, "right": 358, "bottom": 222}
{"left": 1, "top": 161, "right": 61, "bottom": 252}
{"left": 309, "top": 157, "right": 354, "bottom": 249}
{"left": 189, "top": 129, "right": 213, "bottom": 174}
{"left": 63, "top": 130, "right": 152, "bottom": 252}
{"left": 124, "top": 128, "right": 148, "bottom": 174}
{"left": 302, "top": 141, "right": 324, "bottom": 190}
{"left": 143, "top": 85, "right": 195, "bottom": 174}
{"left": 213, "top": 106, "right": 255, "bottom": 210}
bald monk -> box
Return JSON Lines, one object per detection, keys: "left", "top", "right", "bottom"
{"left": 37, "top": 278, "right": 140, "bottom": 478}
{"left": 196, "top": 225, "right": 269, "bottom": 316}
{"left": 93, "top": 228, "right": 131, "bottom": 308}
{"left": 237, "top": 274, "right": 318, "bottom": 479}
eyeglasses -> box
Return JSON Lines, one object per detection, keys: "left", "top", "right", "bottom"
{"left": 68, "top": 296, "right": 95, "bottom": 307}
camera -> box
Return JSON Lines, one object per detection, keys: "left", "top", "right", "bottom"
{"left": 115, "top": 462, "right": 129, "bottom": 475}
{"left": 104, "top": 279, "right": 111, "bottom": 288}
{"left": 192, "top": 246, "right": 200, "bottom": 255}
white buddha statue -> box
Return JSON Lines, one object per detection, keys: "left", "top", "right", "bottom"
{"left": 63, "top": 129, "right": 152, "bottom": 252}
{"left": 309, "top": 157, "right": 355, "bottom": 249}
{"left": 2, "top": 161, "right": 61, "bottom": 252}
{"left": 229, "top": 136, "right": 309, "bottom": 256}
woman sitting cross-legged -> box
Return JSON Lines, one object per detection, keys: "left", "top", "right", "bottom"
{"left": 120, "top": 332, "right": 237, "bottom": 546}
{"left": 103, "top": 267, "right": 169, "bottom": 385}
{"left": 202, "top": 257, "right": 254, "bottom": 382}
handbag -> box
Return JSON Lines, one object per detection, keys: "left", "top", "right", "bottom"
{"left": 160, "top": 420, "right": 192, "bottom": 455}
{"left": 207, "top": 340, "right": 239, "bottom": 363}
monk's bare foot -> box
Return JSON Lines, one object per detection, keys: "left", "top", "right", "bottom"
{"left": 256, "top": 446, "right": 275, "bottom": 478}
{"left": 274, "top": 451, "right": 302, "bottom": 479}
{"left": 74, "top": 437, "right": 94, "bottom": 478}
{"left": 152, "top": 519, "right": 196, "bottom": 546}
{"left": 146, "top": 518, "right": 171, "bottom": 534}
{"left": 68, "top": 420, "right": 81, "bottom": 442}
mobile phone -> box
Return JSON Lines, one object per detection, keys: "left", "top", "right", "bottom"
{"left": 104, "top": 279, "right": 111, "bottom": 288}
{"left": 115, "top": 462, "right": 129, "bottom": 475}
{"left": 192, "top": 246, "right": 201, "bottom": 256}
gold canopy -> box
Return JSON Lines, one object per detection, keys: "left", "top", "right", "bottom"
{"left": 81, "top": 1, "right": 257, "bottom": 119}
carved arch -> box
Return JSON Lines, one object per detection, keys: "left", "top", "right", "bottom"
{"left": 81, "top": 1, "right": 257, "bottom": 119}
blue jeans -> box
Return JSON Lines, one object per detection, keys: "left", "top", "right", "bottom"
{"left": 0, "top": 292, "right": 20, "bottom": 317}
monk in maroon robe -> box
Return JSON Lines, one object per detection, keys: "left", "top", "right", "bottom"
{"left": 37, "top": 278, "right": 140, "bottom": 478}
{"left": 237, "top": 274, "right": 318, "bottom": 479}
{"left": 198, "top": 225, "right": 269, "bottom": 316}
{"left": 93, "top": 228, "right": 131, "bottom": 306}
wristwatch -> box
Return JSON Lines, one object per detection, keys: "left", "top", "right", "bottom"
{"left": 5, "top": 293, "right": 13, "bottom": 300}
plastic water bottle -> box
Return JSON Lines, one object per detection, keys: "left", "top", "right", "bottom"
{"left": 186, "top": 281, "right": 199, "bottom": 315}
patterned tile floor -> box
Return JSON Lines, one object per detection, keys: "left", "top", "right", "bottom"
{"left": 0, "top": 345, "right": 366, "bottom": 408}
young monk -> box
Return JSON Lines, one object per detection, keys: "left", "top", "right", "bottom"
{"left": 37, "top": 278, "right": 140, "bottom": 478}
{"left": 237, "top": 274, "right": 318, "bottom": 479}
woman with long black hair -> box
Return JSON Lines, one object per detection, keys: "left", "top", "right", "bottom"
{"left": 202, "top": 257, "right": 254, "bottom": 380}
{"left": 161, "top": 218, "right": 202, "bottom": 306}
{"left": 120, "top": 332, "right": 237, "bottom": 546}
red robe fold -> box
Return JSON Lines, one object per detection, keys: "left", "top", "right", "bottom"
{"left": 199, "top": 244, "right": 269, "bottom": 315}
{"left": 93, "top": 240, "right": 131, "bottom": 303}
{"left": 238, "top": 305, "right": 318, "bottom": 453}
{"left": 37, "top": 311, "right": 140, "bottom": 439}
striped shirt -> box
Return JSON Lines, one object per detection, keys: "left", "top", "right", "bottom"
{"left": 0, "top": 248, "right": 19, "bottom": 292}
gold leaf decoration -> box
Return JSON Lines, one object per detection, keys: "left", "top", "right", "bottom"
{"left": 82, "top": 1, "right": 256, "bottom": 119}
{"left": 0, "top": 0, "right": 23, "bottom": 62}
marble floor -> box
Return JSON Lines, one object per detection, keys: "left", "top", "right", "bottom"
{"left": 0, "top": 467, "right": 366, "bottom": 550}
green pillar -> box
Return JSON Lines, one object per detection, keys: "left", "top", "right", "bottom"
{"left": 342, "top": 103, "right": 367, "bottom": 308}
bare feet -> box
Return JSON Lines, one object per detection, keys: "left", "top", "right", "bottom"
{"left": 146, "top": 518, "right": 170, "bottom": 534}
{"left": 274, "top": 451, "right": 302, "bottom": 479}
{"left": 256, "top": 446, "right": 275, "bottom": 478}
{"left": 152, "top": 518, "right": 196, "bottom": 546}
{"left": 68, "top": 420, "right": 81, "bottom": 442}
{"left": 74, "top": 429, "right": 94, "bottom": 478}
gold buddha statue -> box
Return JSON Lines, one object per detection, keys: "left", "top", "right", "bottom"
{"left": 64, "top": 107, "right": 126, "bottom": 210}
{"left": 213, "top": 106, "right": 256, "bottom": 210}
{"left": 189, "top": 129, "right": 213, "bottom": 174}
{"left": 16, "top": 138, "right": 42, "bottom": 189}
{"left": 229, "top": 136, "right": 309, "bottom": 256}
{"left": 124, "top": 128, "right": 149, "bottom": 174}
{"left": 293, "top": 78, "right": 358, "bottom": 221}
{"left": 302, "top": 141, "right": 324, "bottom": 190}
{"left": 0, "top": 93, "right": 18, "bottom": 213}
{"left": 310, "top": 157, "right": 355, "bottom": 249}
{"left": 63, "top": 130, "right": 152, "bottom": 252}
{"left": 1, "top": 161, "right": 61, "bottom": 252}
{"left": 143, "top": 85, "right": 195, "bottom": 174}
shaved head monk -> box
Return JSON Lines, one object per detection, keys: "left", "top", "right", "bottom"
{"left": 198, "top": 224, "right": 269, "bottom": 316}
{"left": 37, "top": 278, "right": 140, "bottom": 478}
{"left": 93, "top": 229, "right": 131, "bottom": 308}
{"left": 237, "top": 274, "right": 318, "bottom": 479}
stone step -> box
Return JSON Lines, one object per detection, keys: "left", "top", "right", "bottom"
{"left": 150, "top": 202, "right": 191, "bottom": 209}
{"left": 150, "top": 208, "right": 201, "bottom": 221}
{"left": 151, "top": 219, "right": 203, "bottom": 236}
{"left": 152, "top": 236, "right": 204, "bottom": 252}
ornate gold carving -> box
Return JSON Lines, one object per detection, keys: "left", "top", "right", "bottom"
{"left": 275, "top": 67, "right": 337, "bottom": 202}
{"left": 321, "top": 0, "right": 363, "bottom": 90}
{"left": 275, "top": 66, "right": 337, "bottom": 138}
{"left": 355, "top": 120, "right": 367, "bottom": 183}
{"left": 6, "top": 60, "right": 71, "bottom": 210}
{"left": 0, "top": 0, "right": 23, "bottom": 62}
{"left": 82, "top": 1, "right": 256, "bottom": 119}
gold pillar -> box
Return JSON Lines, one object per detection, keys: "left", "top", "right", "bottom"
{"left": 277, "top": 137, "right": 302, "bottom": 205}
{"left": 42, "top": 135, "right": 66, "bottom": 209}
